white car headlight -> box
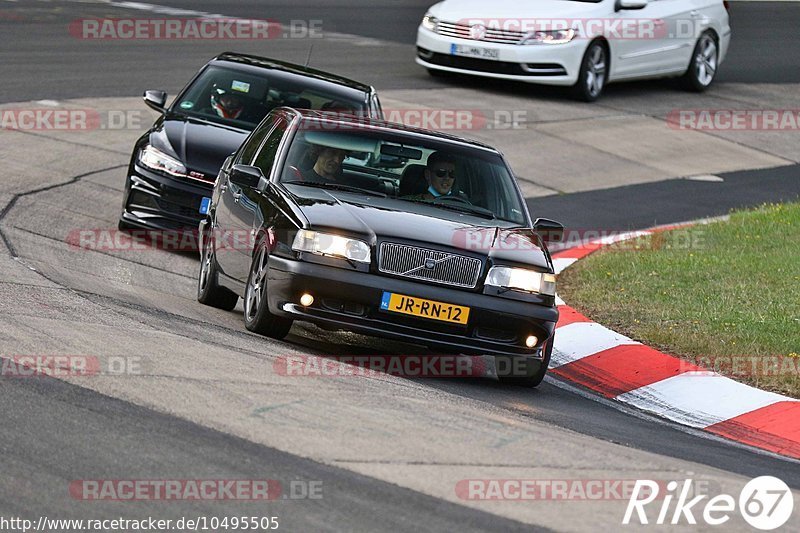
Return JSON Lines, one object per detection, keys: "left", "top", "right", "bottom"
{"left": 422, "top": 12, "right": 439, "bottom": 32}
{"left": 522, "top": 29, "right": 576, "bottom": 45}
{"left": 292, "top": 230, "right": 371, "bottom": 264}
{"left": 486, "top": 266, "right": 556, "bottom": 296}
{"left": 138, "top": 145, "right": 188, "bottom": 177}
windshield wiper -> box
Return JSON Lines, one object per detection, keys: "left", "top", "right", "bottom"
{"left": 282, "top": 180, "right": 387, "bottom": 198}
{"left": 403, "top": 198, "right": 496, "bottom": 220}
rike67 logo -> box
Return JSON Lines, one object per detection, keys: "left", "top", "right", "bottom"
{"left": 623, "top": 476, "right": 794, "bottom": 530}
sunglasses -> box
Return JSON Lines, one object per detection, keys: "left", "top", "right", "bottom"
{"left": 434, "top": 168, "right": 456, "bottom": 179}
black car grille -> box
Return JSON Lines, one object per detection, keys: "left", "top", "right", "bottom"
{"left": 435, "top": 20, "right": 526, "bottom": 45}
{"left": 419, "top": 49, "right": 567, "bottom": 77}
{"left": 378, "top": 242, "right": 482, "bottom": 289}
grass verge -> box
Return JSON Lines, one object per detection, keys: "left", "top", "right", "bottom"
{"left": 558, "top": 202, "right": 800, "bottom": 397}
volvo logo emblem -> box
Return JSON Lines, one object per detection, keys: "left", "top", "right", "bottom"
{"left": 470, "top": 24, "right": 487, "bottom": 40}
{"left": 424, "top": 258, "right": 437, "bottom": 270}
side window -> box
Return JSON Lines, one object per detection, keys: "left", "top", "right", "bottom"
{"left": 253, "top": 118, "right": 287, "bottom": 177}
{"left": 236, "top": 117, "right": 275, "bottom": 165}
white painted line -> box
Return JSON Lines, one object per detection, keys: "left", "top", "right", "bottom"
{"left": 686, "top": 174, "right": 725, "bottom": 182}
{"left": 553, "top": 257, "right": 578, "bottom": 274}
{"left": 598, "top": 230, "right": 652, "bottom": 245}
{"left": 552, "top": 322, "right": 639, "bottom": 367}
{"left": 35, "top": 100, "right": 60, "bottom": 107}
{"left": 616, "top": 374, "right": 794, "bottom": 428}
{"left": 555, "top": 294, "right": 566, "bottom": 306}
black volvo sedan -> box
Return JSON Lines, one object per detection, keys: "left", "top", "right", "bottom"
{"left": 119, "top": 52, "right": 383, "bottom": 232}
{"left": 197, "top": 108, "right": 563, "bottom": 386}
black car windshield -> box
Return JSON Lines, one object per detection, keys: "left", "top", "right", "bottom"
{"left": 279, "top": 121, "right": 528, "bottom": 224}
{"left": 173, "top": 65, "right": 367, "bottom": 128}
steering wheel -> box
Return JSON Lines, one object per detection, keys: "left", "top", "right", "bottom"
{"left": 433, "top": 194, "right": 472, "bottom": 206}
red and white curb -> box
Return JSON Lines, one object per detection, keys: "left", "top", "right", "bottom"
{"left": 550, "top": 230, "right": 800, "bottom": 460}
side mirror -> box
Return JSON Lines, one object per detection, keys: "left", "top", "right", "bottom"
{"left": 143, "top": 90, "right": 168, "bottom": 114}
{"left": 532, "top": 218, "right": 565, "bottom": 244}
{"left": 230, "top": 164, "right": 264, "bottom": 189}
{"left": 616, "top": 0, "right": 648, "bottom": 10}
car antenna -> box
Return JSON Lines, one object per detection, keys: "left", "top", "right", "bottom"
{"left": 304, "top": 44, "right": 314, "bottom": 68}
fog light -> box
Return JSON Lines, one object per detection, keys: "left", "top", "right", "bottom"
{"left": 525, "top": 335, "right": 539, "bottom": 348}
{"left": 300, "top": 293, "right": 314, "bottom": 307}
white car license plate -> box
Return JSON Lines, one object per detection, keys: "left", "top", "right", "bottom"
{"left": 450, "top": 43, "right": 499, "bottom": 60}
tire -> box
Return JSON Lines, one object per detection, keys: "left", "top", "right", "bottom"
{"left": 427, "top": 68, "right": 451, "bottom": 78}
{"left": 571, "top": 40, "right": 608, "bottom": 102}
{"left": 681, "top": 31, "right": 718, "bottom": 92}
{"left": 197, "top": 225, "right": 239, "bottom": 311}
{"left": 118, "top": 218, "right": 135, "bottom": 231}
{"left": 497, "top": 334, "right": 554, "bottom": 388}
{"left": 243, "top": 237, "right": 293, "bottom": 339}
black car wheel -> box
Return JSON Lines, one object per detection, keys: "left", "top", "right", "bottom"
{"left": 244, "top": 237, "right": 293, "bottom": 339}
{"left": 497, "top": 334, "right": 553, "bottom": 388}
{"left": 118, "top": 219, "right": 135, "bottom": 232}
{"left": 681, "top": 31, "right": 718, "bottom": 92}
{"left": 571, "top": 40, "right": 608, "bottom": 102}
{"left": 197, "top": 225, "right": 239, "bottom": 311}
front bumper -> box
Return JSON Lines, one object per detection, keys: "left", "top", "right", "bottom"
{"left": 268, "top": 256, "right": 558, "bottom": 358}
{"left": 120, "top": 163, "right": 214, "bottom": 231}
{"left": 416, "top": 26, "right": 584, "bottom": 86}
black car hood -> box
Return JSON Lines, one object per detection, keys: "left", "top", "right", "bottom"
{"left": 286, "top": 186, "right": 551, "bottom": 271}
{"left": 150, "top": 114, "right": 248, "bottom": 178}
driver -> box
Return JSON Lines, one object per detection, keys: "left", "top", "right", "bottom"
{"left": 302, "top": 144, "right": 349, "bottom": 183}
{"left": 405, "top": 151, "right": 467, "bottom": 202}
{"left": 210, "top": 87, "right": 245, "bottom": 120}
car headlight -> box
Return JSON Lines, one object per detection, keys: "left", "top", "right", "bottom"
{"left": 485, "top": 266, "right": 557, "bottom": 296}
{"left": 422, "top": 12, "right": 438, "bottom": 32}
{"left": 522, "top": 29, "right": 576, "bottom": 45}
{"left": 138, "top": 145, "right": 189, "bottom": 178}
{"left": 292, "top": 230, "right": 371, "bottom": 264}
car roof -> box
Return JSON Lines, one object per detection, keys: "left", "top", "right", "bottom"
{"left": 277, "top": 108, "right": 500, "bottom": 153}
{"left": 209, "top": 52, "right": 373, "bottom": 100}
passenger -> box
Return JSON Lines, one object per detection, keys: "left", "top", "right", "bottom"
{"left": 405, "top": 151, "right": 467, "bottom": 201}
{"left": 303, "top": 145, "right": 349, "bottom": 183}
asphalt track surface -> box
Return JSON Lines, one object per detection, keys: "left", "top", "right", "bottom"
{"left": 1, "top": 1, "right": 800, "bottom": 531}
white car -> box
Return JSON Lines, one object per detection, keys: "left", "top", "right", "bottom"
{"left": 416, "top": 0, "right": 731, "bottom": 101}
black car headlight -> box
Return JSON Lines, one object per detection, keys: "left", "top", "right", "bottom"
{"left": 292, "top": 230, "right": 371, "bottom": 264}
{"left": 138, "top": 145, "right": 189, "bottom": 178}
{"left": 485, "top": 266, "right": 556, "bottom": 296}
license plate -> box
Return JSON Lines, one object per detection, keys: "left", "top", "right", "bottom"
{"left": 450, "top": 43, "right": 499, "bottom": 60}
{"left": 199, "top": 197, "right": 211, "bottom": 215}
{"left": 380, "top": 292, "right": 470, "bottom": 325}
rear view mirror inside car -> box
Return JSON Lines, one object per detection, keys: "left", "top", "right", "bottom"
{"left": 380, "top": 144, "right": 422, "bottom": 160}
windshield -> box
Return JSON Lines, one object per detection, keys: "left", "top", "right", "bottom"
{"left": 279, "top": 122, "right": 528, "bottom": 224}
{"left": 173, "top": 65, "right": 367, "bottom": 129}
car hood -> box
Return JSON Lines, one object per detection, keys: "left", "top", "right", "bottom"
{"left": 287, "top": 186, "right": 551, "bottom": 271}
{"left": 150, "top": 114, "right": 249, "bottom": 178}
{"left": 431, "top": 0, "right": 604, "bottom": 21}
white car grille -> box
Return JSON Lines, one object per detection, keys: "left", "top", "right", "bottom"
{"left": 435, "top": 20, "right": 527, "bottom": 45}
